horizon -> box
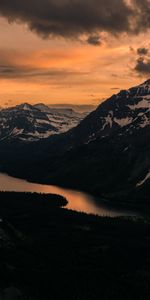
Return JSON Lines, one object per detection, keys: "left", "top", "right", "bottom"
{"left": 0, "top": 78, "right": 150, "bottom": 108}
{"left": 0, "top": 101, "right": 97, "bottom": 109}
{"left": 1, "top": 77, "right": 149, "bottom": 109}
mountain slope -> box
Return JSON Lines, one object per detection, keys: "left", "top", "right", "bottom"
{"left": 1, "top": 80, "right": 150, "bottom": 205}
{"left": 0, "top": 103, "right": 87, "bottom": 142}
{"left": 66, "top": 79, "right": 150, "bottom": 146}
{"left": 56, "top": 79, "right": 150, "bottom": 200}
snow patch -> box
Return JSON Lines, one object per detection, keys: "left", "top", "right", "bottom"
{"left": 136, "top": 170, "right": 150, "bottom": 187}
{"left": 123, "top": 147, "right": 129, "bottom": 152}
{"left": 127, "top": 99, "right": 150, "bottom": 110}
{"left": 36, "top": 119, "right": 50, "bottom": 125}
{"left": 11, "top": 128, "right": 24, "bottom": 136}
{"left": 114, "top": 117, "right": 132, "bottom": 127}
{"left": 102, "top": 111, "right": 113, "bottom": 130}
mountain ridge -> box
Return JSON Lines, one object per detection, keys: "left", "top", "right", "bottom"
{"left": 0, "top": 102, "right": 88, "bottom": 142}
{"left": 1, "top": 79, "right": 150, "bottom": 206}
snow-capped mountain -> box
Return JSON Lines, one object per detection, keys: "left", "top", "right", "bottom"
{"left": 23, "top": 79, "right": 150, "bottom": 202}
{"left": 1, "top": 79, "right": 150, "bottom": 205}
{"left": 34, "top": 103, "right": 88, "bottom": 133}
{"left": 55, "top": 78, "right": 150, "bottom": 201}
{"left": 66, "top": 79, "right": 150, "bottom": 146}
{"left": 96, "top": 79, "right": 150, "bottom": 136}
{"left": 0, "top": 103, "right": 87, "bottom": 142}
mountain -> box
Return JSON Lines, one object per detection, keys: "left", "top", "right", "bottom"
{"left": 1, "top": 79, "right": 150, "bottom": 206}
{"left": 63, "top": 79, "right": 150, "bottom": 144}
{"left": 34, "top": 103, "right": 89, "bottom": 132}
{"left": 0, "top": 103, "right": 88, "bottom": 142}
{"left": 54, "top": 78, "right": 150, "bottom": 202}
{"left": 47, "top": 104, "right": 96, "bottom": 113}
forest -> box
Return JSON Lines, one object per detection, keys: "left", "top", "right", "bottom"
{"left": 0, "top": 192, "right": 150, "bottom": 299}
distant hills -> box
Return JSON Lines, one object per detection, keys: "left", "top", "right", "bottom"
{"left": 1, "top": 80, "right": 150, "bottom": 205}
{"left": 47, "top": 104, "right": 96, "bottom": 113}
{"left": 0, "top": 103, "right": 91, "bottom": 142}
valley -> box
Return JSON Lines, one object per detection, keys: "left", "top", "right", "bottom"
{"left": 1, "top": 80, "right": 150, "bottom": 206}
{"left": 0, "top": 172, "right": 140, "bottom": 217}
{"left": 1, "top": 80, "right": 150, "bottom": 299}
{"left": 1, "top": 2, "right": 150, "bottom": 299}
{"left": 0, "top": 191, "right": 149, "bottom": 299}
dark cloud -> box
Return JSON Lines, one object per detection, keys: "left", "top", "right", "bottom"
{"left": 0, "top": 0, "right": 149, "bottom": 42}
{"left": 130, "top": 46, "right": 135, "bottom": 53}
{"left": 135, "top": 44, "right": 150, "bottom": 75}
{"left": 87, "top": 34, "right": 101, "bottom": 46}
{"left": 135, "top": 57, "right": 150, "bottom": 75}
{"left": 137, "top": 47, "right": 149, "bottom": 56}
{"left": 111, "top": 74, "right": 118, "bottom": 78}
{"left": 0, "top": 64, "right": 88, "bottom": 81}
{"left": 132, "top": 0, "right": 150, "bottom": 33}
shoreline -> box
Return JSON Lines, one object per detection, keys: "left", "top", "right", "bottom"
{"left": 0, "top": 169, "right": 149, "bottom": 217}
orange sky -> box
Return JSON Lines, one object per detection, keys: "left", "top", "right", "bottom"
{"left": 0, "top": 17, "right": 148, "bottom": 107}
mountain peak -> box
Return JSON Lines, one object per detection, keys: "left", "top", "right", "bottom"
{"left": 139, "top": 79, "right": 150, "bottom": 87}
{"left": 17, "top": 103, "right": 33, "bottom": 111}
{"left": 125, "top": 79, "right": 150, "bottom": 98}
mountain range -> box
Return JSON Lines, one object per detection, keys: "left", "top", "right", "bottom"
{"left": 47, "top": 104, "right": 96, "bottom": 113}
{"left": 0, "top": 103, "right": 90, "bottom": 142}
{"left": 1, "top": 79, "right": 150, "bottom": 206}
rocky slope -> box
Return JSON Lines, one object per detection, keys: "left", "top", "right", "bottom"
{"left": 1, "top": 80, "right": 150, "bottom": 204}
{"left": 0, "top": 103, "right": 88, "bottom": 142}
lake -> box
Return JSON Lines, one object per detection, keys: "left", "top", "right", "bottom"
{"left": 0, "top": 173, "right": 140, "bottom": 217}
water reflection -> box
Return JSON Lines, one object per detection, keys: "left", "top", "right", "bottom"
{"left": 0, "top": 173, "right": 139, "bottom": 217}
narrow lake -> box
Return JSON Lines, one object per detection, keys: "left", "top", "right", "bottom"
{"left": 0, "top": 173, "right": 140, "bottom": 217}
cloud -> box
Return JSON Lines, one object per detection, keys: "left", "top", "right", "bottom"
{"left": 86, "top": 34, "right": 101, "bottom": 46}
{"left": 0, "top": 64, "right": 88, "bottom": 83}
{"left": 0, "top": 0, "right": 149, "bottom": 42}
{"left": 135, "top": 44, "right": 150, "bottom": 75}
{"left": 132, "top": 0, "right": 150, "bottom": 33}
{"left": 135, "top": 57, "right": 150, "bottom": 75}
{"left": 137, "top": 47, "right": 149, "bottom": 55}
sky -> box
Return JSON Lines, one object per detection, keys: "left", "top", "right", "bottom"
{"left": 0, "top": 0, "right": 150, "bottom": 107}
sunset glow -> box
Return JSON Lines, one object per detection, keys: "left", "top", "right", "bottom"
{"left": 0, "top": 1, "right": 150, "bottom": 107}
